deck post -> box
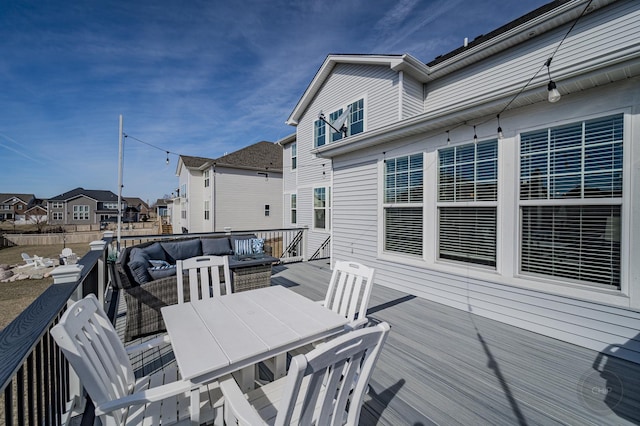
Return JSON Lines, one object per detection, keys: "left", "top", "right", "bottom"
{"left": 90, "top": 240, "right": 107, "bottom": 305}
{"left": 50, "top": 264, "right": 85, "bottom": 417}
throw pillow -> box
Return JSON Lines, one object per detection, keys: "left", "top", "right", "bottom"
{"left": 141, "top": 242, "right": 167, "bottom": 262}
{"left": 234, "top": 239, "right": 252, "bottom": 256}
{"left": 202, "top": 238, "right": 233, "bottom": 256}
{"left": 250, "top": 238, "right": 265, "bottom": 254}
{"left": 147, "top": 264, "right": 177, "bottom": 280}
{"left": 128, "top": 248, "right": 153, "bottom": 284}
{"left": 161, "top": 239, "right": 202, "bottom": 263}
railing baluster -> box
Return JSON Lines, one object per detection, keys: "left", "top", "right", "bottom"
{"left": 4, "top": 381, "right": 13, "bottom": 426}
{"left": 26, "top": 353, "right": 34, "bottom": 426}
{"left": 42, "top": 333, "right": 50, "bottom": 426}
{"left": 16, "top": 366, "right": 24, "bottom": 426}
{"left": 36, "top": 340, "right": 43, "bottom": 426}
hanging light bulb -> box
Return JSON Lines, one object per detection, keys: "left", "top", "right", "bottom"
{"left": 547, "top": 80, "right": 561, "bottom": 103}
{"left": 165, "top": 151, "right": 170, "bottom": 165}
{"left": 446, "top": 130, "right": 450, "bottom": 143}
{"left": 497, "top": 114, "right": 504, "bottom": 140}
{"left": 545, "top": 57, "right": 561, "bottom": 103}
{"left": 473, "top": 125, "right": 478, "bottom": 143}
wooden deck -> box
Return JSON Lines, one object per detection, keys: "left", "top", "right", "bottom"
{"left": 118, "top": 260, "right": 640, "bottom": 425}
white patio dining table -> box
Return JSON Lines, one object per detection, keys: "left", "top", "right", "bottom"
{"left": 161, "top": 285, "right": 349, "bottom": 391}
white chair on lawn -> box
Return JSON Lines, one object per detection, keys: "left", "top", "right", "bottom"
{"left": 176, "top": 255, "right": 232, "bottom": 303}
{"left": 61, "top": 247, "right": 78, "bottom": 264}
{"left": 220, "top": 321, "right": 390, "bottom": 426}
{"left": 19, "top": 252, "right": 54, "bottom": 268}
{"left": 51, "top": 294, "right": 223, "bottom": 426}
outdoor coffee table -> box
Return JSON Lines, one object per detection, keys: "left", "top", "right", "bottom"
{"left": 227, "top": 254, "right": 279, "bottom": 292}
{"left": 161, "top": 285, "right": 348, "bottom": 391}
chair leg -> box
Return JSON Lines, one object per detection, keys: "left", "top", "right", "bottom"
{"left": 190, "top": 388, "right": 200, "bottom": 425}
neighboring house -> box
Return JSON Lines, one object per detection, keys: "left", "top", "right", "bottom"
{"left": 0, "top": 193, "right": 35, "bottom": 222}
{"left": 123, "top": 197, "right": 150, "bottom": 221}
{"left": 174, "top": 141, "right": 283, "bottom": 233}
{"left": 47, "top": 188, "right": 120, "bottom": 225}
{"left": 151, "top": 198, "right": 172, "bottom": 222}
{"left": 285, "top": 0, "right": 640, "bottom": 363}
{"left": 24, "top": 204, "right": 48, "bottom": 225}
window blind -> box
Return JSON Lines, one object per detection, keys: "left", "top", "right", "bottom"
{"left": 439, "top": 207, "right": 496, "bottom": 266}
{"left": 385, "top": 207, "right": 423, "bottom": 256}
{"left": 520, "top": 114, "right": 623, "bottom": 288}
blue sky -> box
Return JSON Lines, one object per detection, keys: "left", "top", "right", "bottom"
{"left": 0, "top": 0, "right": 549, "bottom": 204}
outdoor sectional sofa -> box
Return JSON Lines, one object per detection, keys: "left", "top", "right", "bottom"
{"left": 113, "top": 234, "right": 275, "bottom": 341}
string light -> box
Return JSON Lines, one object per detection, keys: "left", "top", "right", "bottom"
{"left": 446, "top": 130, "right": 450, "bottom": 143}
{"left": 166, "top": 151, "right": 170, "bottom": 165}
{"left": 546, "top": 58, "right": 561, "bottom": 103}
{"left": 473, "top": 125, "right": 478, "bottom": 143}
{"left": 497, "top": 114, "right": 504, "bottom": 140}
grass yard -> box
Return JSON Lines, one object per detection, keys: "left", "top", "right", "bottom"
{"left": 0, "top": 243, "right": 90, "bottom": 330}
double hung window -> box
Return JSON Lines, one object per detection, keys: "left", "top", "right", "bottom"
{"left": 204, "top": 170, "right": 210, "bottom": 188}
{"left": 438, "top": 140, "right": 498, "bottom": 267}
{"left": 383, "top": 154, "right": 423, "bottom": 256}
{"left": 52, "top": 212, "right": 63, "bottom": 221}
{"left": 519, "top": 114, "right": 623, "bottom": 287}
{"left": 204, "top": 200, "right": 210, "bottom": 220}
{"left": 291, "top": 143, "right": 297, "bottom": 170}
{"left": 291, "top": 194, "right": 297, "bottom": 224}
{"left": 313, "top": 187, "right": 331, "bottom": 230}
{"left": 314, "top": 120, "right": 326, "bottom": 148}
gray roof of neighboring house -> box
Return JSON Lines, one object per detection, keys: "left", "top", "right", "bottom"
{"left": 181, "top": 141, "right": 283, "bottom": 172}
{"left": 214, "top": 141, "right": 282, "bottom": 172}
{"left": 0, "top": 193, "right": 35, "bottom": 204}
{"left": 123, "top": 197, "right": 149, "bottom": 209}
{"left": 181, "top": 155, "right": 215, "bottom": 169}
{"left": 48, "top": 187, "right": 118, "bottom": 202}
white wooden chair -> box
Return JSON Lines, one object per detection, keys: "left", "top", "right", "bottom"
{"left": 267, "top": 261, "right": 376, "bottom": 380}
{"left": 61, "top": 247, "right": 78, "bottom": 264}
{"left": 51, "top": 294, "right": 223, "bottom": 426}
{"left": 176, "top": 255, "right": 232, "bottom": 304}
{"left": 323, "top": 260, "right": 375, "bottom": 330}
{"left": 220, "top": 321, "right": 390, "bottom": 426}
{"left": 19, "top": 252, "right": 54, "bottom": 268}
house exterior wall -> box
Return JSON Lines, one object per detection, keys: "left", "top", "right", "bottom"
{"left": 66, "top": 196, "right": 99, "bottom": 225}
{"left": 401, "top": 72, "right": 423, "bottom": 119}
{"left": 330, "top": 77, "right": 640, "bottom": 363}
{"left": 424, "top": 0, "right": 640, "bottom": 116}
{"left": 211, "top": 166, "right": 282, "bottom": 232}
{"left": 175, "top": 166, "right": 190, "bottom": 233}
{"left": 282, "top": 141, "right": 298, "bottom": 227}
{"left": 291, "top": 63, "right": 403, "bottom": 258}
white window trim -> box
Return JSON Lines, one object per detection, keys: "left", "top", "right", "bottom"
{"left": 312, "top": 186, "right": 331, "bottom": 231}
{"left": 290, "top": 193, "right": 297, "bottom": 225}
{"left": 515, "top": 111, "right": 629, "bottom": 295}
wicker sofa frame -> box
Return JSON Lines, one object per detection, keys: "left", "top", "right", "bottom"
{"left": 113, "top": 235, "right": 274, "bottom": 341}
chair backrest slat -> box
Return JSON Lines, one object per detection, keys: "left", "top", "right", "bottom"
{"left": 324, "top": 261, "right": 375, "bottom": 323}
{"left": 177, "top": 255, "right": 232, "bottom": 303}
{"left": 51, "top": 294, "right": 134, "bottom": 426}
{"left": 276, "top": 322, "right": 390, "bottom": 426}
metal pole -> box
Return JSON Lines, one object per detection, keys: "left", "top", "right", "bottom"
{"left": 117, "top": 115, "right": 123, "bottom": 252}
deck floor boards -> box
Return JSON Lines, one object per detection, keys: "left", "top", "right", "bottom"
{"left": 117, "top": 260, "right": 640, "bottom": 425}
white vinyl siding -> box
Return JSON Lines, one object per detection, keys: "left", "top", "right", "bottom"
{"left": 438, "top": 140, "right": 498, "bottom": 267}
{"left": 424, "top": 1, "right": 640, "bottom": 116}
{"left": 383, "top": 154, "right": 423, "bottom": 256}
{"left": 402, "top": 72, "right": 424, "bottom": 119}
{"left": 519, "top": 114, "right": 623, "bottom": 288}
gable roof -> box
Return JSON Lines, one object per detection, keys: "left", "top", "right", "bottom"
{"left": 0, "top": 193, "right": 34, "bottom": 204}
{"left": 180, "top": 155, "right": 215, "bottom": 170}
{"left": 123, "top": 197, "right": 149, "bottom": 210}
{"left": 214, "top": 141, "right": 282, "bottom": 172}
{"left": 286, "top": 54, "right": 429, "bottom": 126}
{"left": 48, "top": 187, "right": 118, "bottom": 202}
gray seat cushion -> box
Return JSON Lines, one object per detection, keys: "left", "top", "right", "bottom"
{"left": 161, "top": 239, "right": 202, "bottom": 263}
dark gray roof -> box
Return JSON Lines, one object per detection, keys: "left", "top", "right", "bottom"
{"left": 214, "top": 141, "right": 282, "bottom": 172}
{"left": 180, "top": 155, "right": 215, "bottom": 169}
{"left": 427, "top": 0, "right": 570, "bottom": 66}
{"left": 48, "top": 187, "right": 118, "bottom": 202}
{"left": 0, "top": 193, "right": 34, "bottom": 204}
